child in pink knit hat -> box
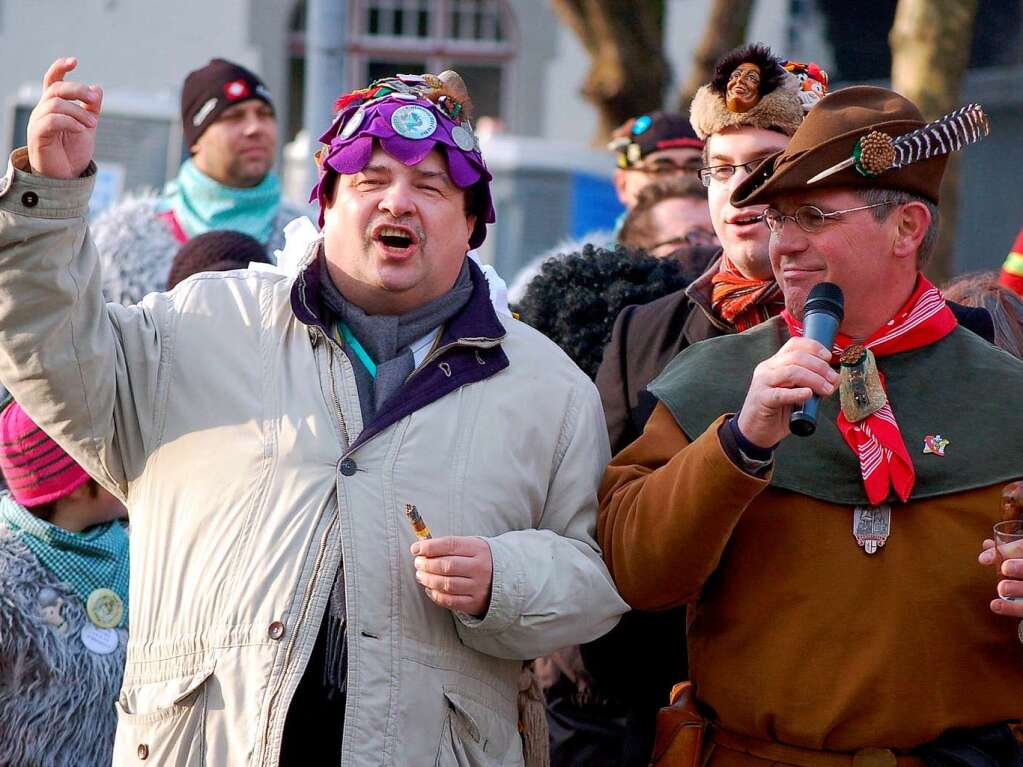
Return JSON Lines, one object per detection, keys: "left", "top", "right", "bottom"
{"left": 0, "top": 400, "right": 129, "bottom": 767}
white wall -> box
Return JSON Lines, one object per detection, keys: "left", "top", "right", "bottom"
{"left": 0, "top": 0, "right": 280, "bottom": 156}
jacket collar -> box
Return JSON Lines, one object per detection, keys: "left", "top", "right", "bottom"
{"left": 290, "top": 249, "right": 506, "bottom": 343}
{"left": 684, "top": 250, "right": 736, "bottom": 337}
{"left": 290, "top": 251, "right": 510, "bottom": 454}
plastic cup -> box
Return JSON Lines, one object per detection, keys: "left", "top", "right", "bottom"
{"left": 993, "top": 519, "right": 1023, "bottom": 602}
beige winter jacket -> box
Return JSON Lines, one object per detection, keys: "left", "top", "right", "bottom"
{"left": 0, "top": 149, "right": 626, "bottom": 766}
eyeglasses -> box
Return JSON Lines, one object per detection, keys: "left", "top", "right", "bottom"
{"left": 650, "top": 228, "right": 719, "bottom": 252}
{"left": 627, "top": 159, "right": 702, "bottom": 176}
{"left": 762, "top": 202, "right": 894, "bottom": 234}
{"left": 698, "top": 159, "right": 769, "bottom": 187}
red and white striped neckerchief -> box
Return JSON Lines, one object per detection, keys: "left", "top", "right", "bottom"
{"left": 782, "top": 276, "right": 958, "bottom": 505}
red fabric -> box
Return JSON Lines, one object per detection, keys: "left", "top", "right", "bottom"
{"left": 782, "top": 276, "right": 958, "bottom": 504}
{"left": 158, "top": 209, "right": 189, "bottom": 245}
{"left": 1000, "top": 269, "right": 1023, "bottom": 297}
{"left": 710, "top": 257, "right": 785, "bottom": 331}
{"left": 655, "top": 137, "right": 704, "bottom": 150}
{"left": 0, "top": 402, "right": 90, "bottom": 507}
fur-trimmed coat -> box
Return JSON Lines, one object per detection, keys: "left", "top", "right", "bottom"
{"left": 92, "top": 192, "right": 307, "bottom": 306}
{"left": 0, "top": 523, "right": 128, "bottom": 767}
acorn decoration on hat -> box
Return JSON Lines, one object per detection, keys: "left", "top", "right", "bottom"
{"left": 689, "top": 43, "right": 812, "bottom": 140}
{"left": 806, "top": 103, "right": 989, "bottom": 184}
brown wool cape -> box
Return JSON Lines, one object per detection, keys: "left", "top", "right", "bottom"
{"left": 598, "top": 316, "right": 1023, "bottom": 754}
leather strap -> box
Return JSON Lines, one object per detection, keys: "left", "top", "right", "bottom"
{"left": 709, "top": 727, "right": 926, "bottom": 767}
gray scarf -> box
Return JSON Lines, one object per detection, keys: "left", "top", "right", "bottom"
{"left": 317, "top": 255, "right": 474, "bottom": 704}
{"left": 319, "top": 256, "right": 474, "bottom": 424}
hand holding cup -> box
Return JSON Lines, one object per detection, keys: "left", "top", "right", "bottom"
{"left": 979, "top": 520, "right": 1023, "bottom": 617}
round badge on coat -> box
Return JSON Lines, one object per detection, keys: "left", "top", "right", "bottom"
{"left": 451, "top": 124, "right": 476, "bottom": 152}
{"left": 391, "top": 105, "right": 437, "bottom": 140}
{"left": 339, "top": 108, "right": 365, "bottom": 140}
{"left": 86, "top": 588, "right": 124, "bottom": 629}
{"left": 80, "top": 623, "right": 119, "bottom": 655}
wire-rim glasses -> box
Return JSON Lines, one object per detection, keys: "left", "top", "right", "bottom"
{"left": 698, "top": 159, "right": 765, "bottom": 188}
{"left": 762, "top": 201, "right": 894, "bottom": 234}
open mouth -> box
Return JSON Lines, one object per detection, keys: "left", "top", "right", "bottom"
{"left": 373, "top": 224, "right": 419, "bottom": 251}
{"left": 729, "top": 213, "right": 764, "bottom": 227}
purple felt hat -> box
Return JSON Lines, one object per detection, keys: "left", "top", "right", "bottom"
{"left": 310, "top": 72, "right": 496, "bottom": 249}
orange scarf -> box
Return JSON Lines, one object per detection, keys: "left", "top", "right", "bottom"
{"left": 710, "top": 257, "right": 784, "bottom": 331}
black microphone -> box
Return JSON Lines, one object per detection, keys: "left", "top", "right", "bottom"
{"left": 789, "top": 282, "right": 844, "bottom": 437}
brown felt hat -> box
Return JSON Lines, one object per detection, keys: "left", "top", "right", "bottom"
{"left": 732, "top": 85, "right": 949, "bottom": 207}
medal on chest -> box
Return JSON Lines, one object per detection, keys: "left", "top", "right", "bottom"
{"left": 86, "top": 588, "right": 124, "bottom": 629}
{"left": 853, "top": 504, "right": 891, "bottom": 554}
{"left": 839, "top": 344, "right": 886, "bottom": 422}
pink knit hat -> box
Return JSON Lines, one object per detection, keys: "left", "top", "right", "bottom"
{"left": 0, "top": 402, "right": 90, "bottom": 507}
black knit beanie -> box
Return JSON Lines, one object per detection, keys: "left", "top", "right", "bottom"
{"left": 167, "top": 231, "right": 272, "bottom": 290}
{"left": 181, "top": 58, "right": 274, "bottom": 148}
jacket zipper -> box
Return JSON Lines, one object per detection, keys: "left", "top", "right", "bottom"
{"left": 261, "top": 326, "right": 350, "bottom": 765}
{"left": 320, "top": 327, "right": 352, "bottom": 447}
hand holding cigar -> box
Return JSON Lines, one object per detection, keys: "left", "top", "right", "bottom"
{"left": 405, "top": 503, "right": 493, "bottom": 617}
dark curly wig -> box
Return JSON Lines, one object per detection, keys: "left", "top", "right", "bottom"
{"left": 710, "top": 43, "right": 787, "bottom": 97}
{"left": 515, "top": 244, "right": 691, "bottom": 380}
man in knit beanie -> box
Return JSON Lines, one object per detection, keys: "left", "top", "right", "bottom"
{"left": 0, "top": 401, "right": 128, "bottom": 767}
{"left": 92, "top": 57, "right": 306, "bottom": 305}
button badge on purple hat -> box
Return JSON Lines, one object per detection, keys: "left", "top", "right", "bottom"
{"left": 340, "top": 107, "right": 366, "bottom": 140}
{"left": 451, "top": 124, "right": 476, "bottom": 152}
{"left": 391, "top": 105, "right": 437, "bottom": 140}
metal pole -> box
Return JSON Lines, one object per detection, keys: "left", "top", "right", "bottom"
{"left": 303, "top": 0, "right": 347, "bottom": 142}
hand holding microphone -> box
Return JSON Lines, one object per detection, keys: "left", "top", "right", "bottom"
{"left": 736, "top": 282, "right": 843, "bottom": 449}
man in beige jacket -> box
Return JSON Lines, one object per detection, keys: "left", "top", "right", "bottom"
{"left": 0, "top": 58, "right": 626, "bottom": 766}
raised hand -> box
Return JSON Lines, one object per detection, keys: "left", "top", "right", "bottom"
{"left": 411, "top": 536, "right": 493, "bottom": 617}
{"left": 27, "top": 58, "right": 102, "bottom": 179}
{"left": 736, "top": 336, "right": 839, "bottom": 449}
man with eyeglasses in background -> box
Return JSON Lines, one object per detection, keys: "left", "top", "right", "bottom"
{"left": 507, "top": 111, "right": 704, "bottom": 303}
{"left": 597, "top": 44, "right": 814, "bottom": 457}
{"left": 618, "top": 177, "right": 718, "bottom": 263}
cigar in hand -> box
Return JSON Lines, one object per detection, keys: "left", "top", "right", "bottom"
{"left": 404, "top": 504, "right": 433, "bottom": 540}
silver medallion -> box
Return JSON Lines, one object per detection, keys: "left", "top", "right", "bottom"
{"left": 451, "top": 124, "right": 476, "bottom": 152}
{"left": 339, "top": 107, "right": 365, "bottom": 140}
{"left": 391, "top": 105, "right": 437, "bottom": 140}
{"left": 853, "top": 504, "right": 891, "bottom": 554}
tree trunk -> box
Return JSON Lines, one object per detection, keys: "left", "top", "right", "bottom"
{"left": 677, "top": 0, "right": 755, "bottom": 111}
{"left": 550, "top": 0, "right": 669, "bottom": 144}
{"left": 889, "top": 0, "right": 978, "bottom": 283}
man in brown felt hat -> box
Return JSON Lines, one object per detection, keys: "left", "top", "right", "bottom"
{"left": 599, "top": 84, "right": 1023, "bottom": 766}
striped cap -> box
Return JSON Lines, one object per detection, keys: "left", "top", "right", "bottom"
{"left": 0, "top": 402, "right": 90, "bottom": 507}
